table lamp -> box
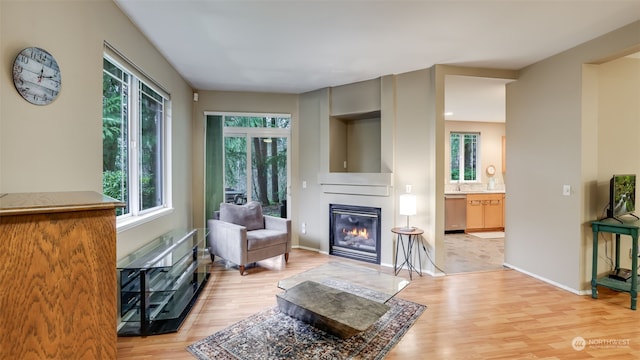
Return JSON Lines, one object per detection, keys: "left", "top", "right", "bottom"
{"left": 399, "top": 187, "right": 417, "bottom": 231}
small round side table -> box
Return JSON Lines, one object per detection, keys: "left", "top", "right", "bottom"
{"left": 391, "top": 227, "right": 424, "bottom": 280}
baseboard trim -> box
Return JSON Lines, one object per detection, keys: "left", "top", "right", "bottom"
{"left": 293, "top": 245, "right": 328, "bottom": 256}
{"left": 503, "top": 262, "right": 585, "bottom": 295}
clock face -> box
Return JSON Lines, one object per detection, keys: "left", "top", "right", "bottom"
{"left": 12, "top": 47, "right": 61, "bottom": 105}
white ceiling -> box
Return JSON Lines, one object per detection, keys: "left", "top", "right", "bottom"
{"left": 114, "top": 0, "right": 640, "bottom": 95}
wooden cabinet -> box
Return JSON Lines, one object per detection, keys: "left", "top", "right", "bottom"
{"left": 0, "top": 191, "right": 123, "bottom": 359}
{"left": 466, "top": 193, "right": 504, "bottom": 232}
{"left": 466, "top": 195, "right": 485, "bottom": 229}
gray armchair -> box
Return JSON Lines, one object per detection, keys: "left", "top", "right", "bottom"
{"left": 207, "top": 201, "right": 291, "bottom": 275}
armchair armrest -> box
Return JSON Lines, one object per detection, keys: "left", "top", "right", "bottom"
{"left": 207, "top": 219, "right": 248, "bottom": 264}
{"left": 264, "top": 215, "right": 290, "bottom": 232}
{"left": 264, "top": 215, "right": 292, "bottom": 252}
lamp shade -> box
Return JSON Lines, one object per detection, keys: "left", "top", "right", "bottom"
{"left": 399, "top": 194, "right": 417, "bottom": 216}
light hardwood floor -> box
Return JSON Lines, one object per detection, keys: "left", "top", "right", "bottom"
{"left": 117, "top": 249, "right": 640, "bottom": 359}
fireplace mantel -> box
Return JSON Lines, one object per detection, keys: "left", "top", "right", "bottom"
{"left": 318, "top": 172, "right": 393, "bottom": 196}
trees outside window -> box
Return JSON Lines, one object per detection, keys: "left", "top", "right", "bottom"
{"left": 450, "top": 132, "right": 479, "bottom": 182}
{"left": 219, "top": 114, "right": 290, "bottom": 217}
{"left": 103, "top": 56, "right": 169, "bottom": 221}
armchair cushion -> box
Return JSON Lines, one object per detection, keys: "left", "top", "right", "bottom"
{"left": 247, "top": 229, "right": 289, "bottom": 250}
{"left": 219, "top": 201, "right": 264, "bottom": 230}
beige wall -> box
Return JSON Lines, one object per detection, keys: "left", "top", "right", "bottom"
{"left": 597, "top": 56, "right": 640, "bottom": 190}
{"left": 594, "top": 56, "right": 640, "bottom": 272}
{"left": 297, "top": 89, "right": 329, "bottom": 250}
{"left": 346, "top": 117, "right": 381, "bottom": 172}
{"left": 0, "top": 1, "right": 194, "bottom": 259}
{"left": 329, "top": 117, "right": 348, "bottom": 172}
{"left": 394, "top": 68, "right": 438, "bottom": 270}
{"left": 506, "top": 21, "right": 640, "bottom": 292}
{"left": 330, "top": 78, "right": 381, "bottom": 116}
{"left": 329, "top": 115, "right": 382, "bottom": 173}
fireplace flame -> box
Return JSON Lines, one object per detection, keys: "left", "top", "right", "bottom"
{"left": 343, "top": 227, "right": 369, "bottom": 239}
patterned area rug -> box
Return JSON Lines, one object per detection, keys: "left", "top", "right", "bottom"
{"left": 186, "top": 294, "right": 425, "bottom": 359}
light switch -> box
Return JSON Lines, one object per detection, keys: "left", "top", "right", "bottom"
{"left": 302, "top": 180, "right": 307, "bottom": 189}
{"left": 562, "top": 185, "right": 571, "bottom": 196}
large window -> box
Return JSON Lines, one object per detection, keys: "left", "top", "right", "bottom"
{"left": 204, "top": 113, "right": 290, "bottom": 220}
{"left": 103, "top": 54, "right": 170, "bottom": 225}
{"left": 223, "top": 114, "right": 290, "bottom": 217}
{"left": 450, "top": 132, "right": 479, "bottom": 182}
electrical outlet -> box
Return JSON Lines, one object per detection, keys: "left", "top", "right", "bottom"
{"left": 301, "top": 222, "right": 307, "bottom": 234}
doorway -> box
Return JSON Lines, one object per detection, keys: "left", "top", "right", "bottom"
{"left": 443, "top": 75, "right": 511, "bottom": 274}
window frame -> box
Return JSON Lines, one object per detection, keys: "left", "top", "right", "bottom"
{"left": 450, "top": 132, "right": 480, "bottom": 183}
{"left": 103, "top": 52, "right": 172, "bottom": 231}
{"left": 219, "top": 112, "right": 291, "bottom": 205}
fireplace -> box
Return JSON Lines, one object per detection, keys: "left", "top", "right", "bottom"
{"left": 329, "top": 204, "right": 381, "bottom": 264}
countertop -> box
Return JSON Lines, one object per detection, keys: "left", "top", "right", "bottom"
{"left": 0, "top": 191, "right": 125, "bottom": 216}
{"left": 445, "top": 190, "right": 505, "bottom": 196}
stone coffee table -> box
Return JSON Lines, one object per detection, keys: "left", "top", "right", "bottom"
{"left": 276, "top": 262, "right": 410, "bottom": 339}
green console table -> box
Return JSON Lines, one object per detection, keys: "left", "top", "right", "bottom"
{"left": 591, "top": 217, "right": 639, "bottom": 310}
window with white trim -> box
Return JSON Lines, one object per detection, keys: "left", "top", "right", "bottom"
{"left": 450, "top": 132, "right": 479, "bottom": 182}
{"left": 102, "top": 53, "right": 170, "bottom": 225}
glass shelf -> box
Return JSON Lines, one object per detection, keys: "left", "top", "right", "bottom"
{"left": 117, "top": 228, "right": 209, "bottom": 336}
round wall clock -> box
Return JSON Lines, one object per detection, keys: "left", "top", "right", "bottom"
{"left": 12, "top": 47, "right": 61, "bottom": 105}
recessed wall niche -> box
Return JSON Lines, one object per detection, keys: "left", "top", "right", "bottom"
{"left": 329, "top": 110, "right": 381, "bottom": 173}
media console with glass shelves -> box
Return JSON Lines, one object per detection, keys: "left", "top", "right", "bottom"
{"left": 117, "top": 228, "right": 209, "bottom": 336}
